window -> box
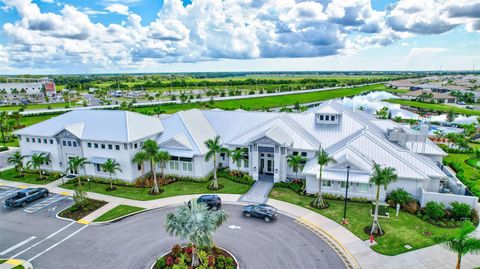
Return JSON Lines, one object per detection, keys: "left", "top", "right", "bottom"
{"left": 101, "top": 144, "right": 105, "bottom": 149}
{"left": 43, "top": 139, "right": 47, "bottom": 144}
{"left": 358, "top": 183, "right": 369, "bottom": 193}
{"left": 62, "top": 141, "right": 66, "bottom": 146}
{"left": 331, "top": 115, "right": 335, "bottom": 121}
{"left": 169, "top": 160, "right": 180, "bottom": 170}
{"left": 182, "top": 162, "right": 193, "bottom": 172}
{"left": 87, "top": 143, "right": 92, "bottom": 148}
{"left": 322, "top": 180, "right": 331, "bottom": 188}
{"left": 140, "top": 141, "right": 144, "bottom": 147}
{"left": 50, "top": 139, "right": 53, "bottom": 144}
{"left": 115, "top": 145, "right": 120, "bottom": 150}
{"left": 137, "top": 164, "right": 141, "bottom": 171}
{"left": 108, "top": 144, "right": 113, "bottom": 150}
{"left": 67, "top": 141, "right": 72, "bottom": 147}
{"left": 301, "top": 152, "right": 307, "bottom": 157}
{"left": 319, "top": 115, "right": 324, "bottom": 120}
{"left": 293, "top": 151, "right": 298, "bottom": 156}
{"left": 341, "top": 182, "right": 348, "bottom": 189}
{"left": 38, "top": 139, "right": 41, "bottom": 144}
{"left": 94, "top": 143, "right": 99, "bottom": 149}
{"left": 134, "top": 143, "right": 138, "bottom": 149}
{"left": 325, "top": 115, "right": 330, "bottom": 121}
{"left": 72, "top": 141, "right": 77, "bottom": 147}
{"left": 243, "top": 160, "right": 249, "bottom": 168}
{"left": 26, "top": 137, "right": 30, "bottom": 142}
{"left": 95, "top": 163, "right": 102, "bottom": 172}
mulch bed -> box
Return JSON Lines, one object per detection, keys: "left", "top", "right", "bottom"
{"left": 364, "top": 226, "right": 386, "bottom": 237}
{"left": 207, "top": 184, "right": 224, "bottom": 191}
{"left": 309, "top": 201, "right": 330, "bottom": 209}
{"left": 59, "top": 199, "right": 107, "bottom": 221}
{"left": 155, "top": 245, "right": 237, "bottom": 269}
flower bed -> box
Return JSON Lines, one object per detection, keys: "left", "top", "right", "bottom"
{"left": 154, "top": 244, "right": 238, "bottom": 269}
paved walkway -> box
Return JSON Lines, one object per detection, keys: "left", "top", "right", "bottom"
{"left": 238, "top": 181, "right": 273, "bottom": 204}
{"left": 1, "top": 176, "right": 479, "bottom": 269}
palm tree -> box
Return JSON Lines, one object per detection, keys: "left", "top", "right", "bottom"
{"left": 230, "top": 148, "right": 244, "bottom": 172}
{"left": 27, "top": 153, "right": 49, "bottom": 181}
{"left": 11, "top": 111, "right": 22, "bottom": 129}
{"left": 132, "top": 151, "right": 147, "bottom": 178}
{"left": 437, "top": 221, "right": 480, "bottom": 269}
{"left": 8, "top": 151, "right": 26, "bottom": 176}
{"left": 286, "top": 154, "right": 307, "bottom": 180}
{"left": 165, "top": 199, "right": 228, "bottom": 267}
{"left": 313, "top": 148, "right": 336, "bottom": 208}
{"left": 66, "top": 156, "right": 89, "bottom": 187}
{"left": 157, "top": 150, "right": 170, "bottom": 180}
{"left": 204, "top": 136, "right": 229, "bottom": 189}
{"left": 139, "top": 139, "right": 162, "bottom": 194}
{"left": 101, "top": 159, "right": 122, "bottom": 191}
{"left": 369, "top": 162, "right": 398, "bottom": 235}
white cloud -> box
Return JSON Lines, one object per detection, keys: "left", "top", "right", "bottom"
{"left": 105, "top": 3, "right": 129, "bottom": 15}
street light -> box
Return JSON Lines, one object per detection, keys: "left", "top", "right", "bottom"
{"left": 342, "top": 164, "right": 351, "bottom": 225}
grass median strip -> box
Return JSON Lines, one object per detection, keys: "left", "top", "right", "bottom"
{"left": 60, "top": 177, "right": 251, "bottom": 201}
{"left": 269, "top": 187, "right": 461, "bottom": 256}
{"left": 385, "top": 99, "right": 480, "bottom": 116}
{"left": 93, "top": 205, "right": 145, "bottom": 222}
{"left": 0, "top": 168, "right": 61, "bottom": 184}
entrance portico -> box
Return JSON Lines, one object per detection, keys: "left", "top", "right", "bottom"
{"left": 248, "top": 136, "right": 289, "bottom": 183}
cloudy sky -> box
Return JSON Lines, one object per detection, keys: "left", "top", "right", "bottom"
{"left": 0, "top": 0, "right": 479, "bottom": 74}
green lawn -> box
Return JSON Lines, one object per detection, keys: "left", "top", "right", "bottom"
{"left": 136, "top": 84, "right": 386, "bottom": 114}
{"left": 0, "top": 102, "right": 72, "bottom": 112}
{"left": 60, "top": 177, "right": 251, "bottom": 201}
{"left": 93, "top": 205, "right": 145, "bottom": 222}
{"left": 269, "top": 187, "right": 461, "bottom": 256}
{"left": 385, "top": 99, "right": 480, "bottom": 116}
{"left": 444, "top": 153, "right": 480, "bottom": 196}
{"left": 0, "top": 168, "right": 60, "bottom": 184}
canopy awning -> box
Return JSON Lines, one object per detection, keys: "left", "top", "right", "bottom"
{"left": 89, "top": 157, "right": 110, "bottom": 164}
{"left": 160, "top": 148, "right": 195, "bottom": 158}
{"left": 30, "top": 151, "right": 50, "bottom": 157}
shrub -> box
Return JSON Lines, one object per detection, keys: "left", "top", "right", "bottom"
{"left": 424, "top": 201, "right": 446, "bottom": 221}
{"left": 404, "top": 200, "right": 420, "bottom": 215}
{"left": 171, "top": 244, "right": 182, "bottom": 257}
{"left": 155, "top": 257, "right": 166, "bottom": 269}
{"left": 274, "top": 182, "right": 303, "bottom": 193}
{"left": 73, "top": 188, "right": 89, "bottom": 209}
{"left": 225, "top": 257, "right": 233, "bottom": 266}
{"left": 0, "top": 146, "right": 8, "bottom": 152}
{"left": 450, "top": 202, "right": 472, "bottom": 220}
{"left": 387, "top": 188, "right": 413, "bottom": 207}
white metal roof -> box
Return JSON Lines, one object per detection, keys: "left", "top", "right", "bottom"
{"left": 14, "top": 110, "right": 164, "bottom": 143}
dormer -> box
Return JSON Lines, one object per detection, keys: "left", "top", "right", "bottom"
{"left": 315, "top": 112, "right": 340, "bottom": 125}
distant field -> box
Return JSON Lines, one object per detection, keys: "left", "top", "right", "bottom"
{"left": 385, "top": 99, "right": 480, "bottom": 116}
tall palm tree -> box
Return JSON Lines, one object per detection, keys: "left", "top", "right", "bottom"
{"left": 157, "top": 150, "right": 170, "bottom": 180}
{"left": 286, "top": 154, "right": 307, "bottom": 180}
{"left": 230, "top": 148, "right": 244, "bottom": 172}
{"left": 139, "top": 139, "right": 162, "bottom": 194}
{"left": 101, "top": 159, "right": 122, "bottom": 191}
{"left": 8, "top": 151, "right": 26, "bottom": 176}
{"left": 313, "top": 148, "right": 336, "bottom": 208}
{"left": 27, "top": 153, "right": 49, "bottom": 181}
{"left": 66, "top": 156, "right": 89, "bottom": 187}
{"left": 165, "top": 199, "right": 228, "bottom": 267}
{"left": 437, "top": 221, "right": 480, "bottom": 269}
{"left": 369, "top": 162, "right": 397, "bottom": 235}
{"left": 204, "top": 136, "right": 229, "bottom": 189}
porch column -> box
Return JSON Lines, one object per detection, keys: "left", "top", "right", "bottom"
{"left": 273, "top": 145, "right": 280, "bottom": 183}
{"left": 279, "top": 146, "right": 286, "bottom": 181}
{"left": 251, "top": 144, "right": 259, "bottom": 181}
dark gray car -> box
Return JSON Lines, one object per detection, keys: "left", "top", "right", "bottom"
{"left": 5, "top": 188, "right": 49, "bottom": 207}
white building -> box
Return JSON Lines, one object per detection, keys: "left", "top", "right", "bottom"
{"left": 13, "top": 101, "right": 478, "bottom": 208}
{"left": 0, "top": 77, "right": 56, "bottom": 104}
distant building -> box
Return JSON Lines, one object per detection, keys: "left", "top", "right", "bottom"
{"left": 0, "top": 77, "right": 56, "bottom": 105}
{"left": 401, "top": 90, "right": 457, "bottom": 104}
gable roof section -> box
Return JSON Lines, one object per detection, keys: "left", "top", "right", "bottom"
{"left": 14, "top": 110, "right": 164, "bottom": 143}
{"left": 159, "top": 134, "right": 193, "bottom": 150}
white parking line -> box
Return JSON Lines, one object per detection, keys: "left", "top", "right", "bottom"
{"left": 0, "top": 236, "right": 37, "bottom": 256}
{"left": 10, "top": 222, "right": 75, "bottom": 259}
{"left": 28, "top": 225, "right": 88, "bottom": 262}
{"left": 24, "top": 195, "right": 67, "bottom": 213}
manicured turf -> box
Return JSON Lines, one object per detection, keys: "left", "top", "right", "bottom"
{"left": 268, "top": 187, "right": 461, "bottom": 256}
{"left": 93, "top": 205, "right": 145, "bottom": 222}
{"left": 444, "top": 153, "right": 480, "bottom": 197}
{"left": 0, "top": 168, "right": 60, "bottom": 184}
{"left": 0, "top": 102, "right": 72, "bottom": 112}
{"left": 385, "top": 99, "right": 480, "bottom": 116}
{"left": 60, "top": 177, "right": 251, "bottom": 201}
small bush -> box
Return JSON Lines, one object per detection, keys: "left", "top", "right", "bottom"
{"left": 155, "top": 257, "right": 166, "bottom": 269}
{"left": 0, "top": 146, "right": 8, "bottom": 152}
{"left": 387, "top": 188, "right": 413, "bottom": 207}
{"left": 450, "top": 202, "right": 471, "bottom": 220}
{"left": 404, "top": 200, "right": 420, "bottom": 215}
{"left": 424, "top": 201, "right": 446, "bottom": 221}
{"left": 171, "top": 244, "right": 182, "bottom": 257}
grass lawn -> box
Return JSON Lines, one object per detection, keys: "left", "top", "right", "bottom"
{"left": 0, "top": 168, "right": 60, "bottom": 184}
{"left": 269, "top": 187, "right": 461, "bottom": 256}
{"left": 385, "top": 99, "right": 480, "bottom": 116}
{"left": 93, "top": 205, "right": 145, "bottom": 222}
{"left": 444, "top": 153, "right": 480, "bottom": 197}
{"left": 60, "top": 177, "right": 251, "bottom": 201}
{"left": 0, "top": 102, "right": 71, "bottom": 112}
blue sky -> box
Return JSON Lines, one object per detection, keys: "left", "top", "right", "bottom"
{"left": 0, "top": 0, "right": 479, "bottom": 74}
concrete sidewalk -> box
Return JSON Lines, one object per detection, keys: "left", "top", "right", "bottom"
{"left": 1, "top": 177, "right": 479, "bottom": 269}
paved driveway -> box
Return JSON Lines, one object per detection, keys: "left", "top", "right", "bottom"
{"left": 1, "top": 202, "right": 346, "bottom": 269}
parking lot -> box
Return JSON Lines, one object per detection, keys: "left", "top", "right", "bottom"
{"left": 0, "top": 185, "right": 83, "bottom": 264}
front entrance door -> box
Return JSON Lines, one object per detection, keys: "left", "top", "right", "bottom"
{"left": 259, "top": 153, "right": 274, "bottom": 175}
{"left": 67, "top": 156, "right": 78, "bottom": 175}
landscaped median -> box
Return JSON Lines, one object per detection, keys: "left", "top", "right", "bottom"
{"left": 0, "top": 168, "right": 61, "bottom": 185}
{"left": 93, "top": 205, "right": 145, "bottom": 222}
{"left": 384, "top": 99, "right": 480, "bottom": 116}
{"left": 269, "top": 187, "right": 471, "bottom": 256}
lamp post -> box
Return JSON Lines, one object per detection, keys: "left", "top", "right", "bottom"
{"left": 342, "top": 165, "right": 351, "bottom": 225}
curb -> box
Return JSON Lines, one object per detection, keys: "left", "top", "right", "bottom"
{"left": 0, "top": 259, "right": 33, "bottom": 269}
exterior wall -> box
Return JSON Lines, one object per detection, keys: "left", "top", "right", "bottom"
{"left": 17, "top": 135, "right": 60, "bottom": 172}
{"left": 82, "top": 141, "right": 134, "bottom": 181}
{"left": 419, "top": 187, "right": 478, "bottom": 209}
{"left": 286, "top": 149, "right": 315, "bottom": 180}
{"left": 305, "top": 175, "right": 384, "bottom": 201}
{"left": 387, "top": 178, "right": 422, "bottom": 199}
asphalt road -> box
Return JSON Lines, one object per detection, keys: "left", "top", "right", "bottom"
{"left": 1, "top": 188, "right": 346, "bottom": 269}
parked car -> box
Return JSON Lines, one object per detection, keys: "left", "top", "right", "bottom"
{"left": 242, "top": 204, "right": 278, "bottom": 222}
{"left": 5, "top": 188, "right": 49, "bottom": 207}
{"left": 188, "top": 195, "right": 222, "bottom": 210}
